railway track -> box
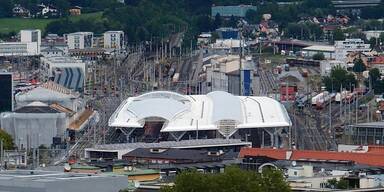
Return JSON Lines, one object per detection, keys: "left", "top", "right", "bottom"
{"left": 259, "top": 70, "right": 278, "bottom": 96}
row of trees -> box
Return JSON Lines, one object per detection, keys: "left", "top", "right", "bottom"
{"left": 161, "top": 166, "right": 291, "bottom": 192}
{"left": 245, "top": 0, "right": 334, "bottom": 26}
{"left": 322, "top": 58, "right": 384, "bottom": 95}
{"left": 0, "top": 0, "right": 118, "bottom": 17}
{"left": 323, "top": 66, "right": 357, "bottom": 92}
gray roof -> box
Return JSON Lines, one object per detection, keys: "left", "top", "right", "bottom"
{"left": 41, "top": 46, "right": 63, "bottom": 53}
{"left": 123, "top": 148, "right": 238, "bottom": 161}
{"left": 353, "top": 121, "right": 384, "bottom": 129}
{"left": 14, "top": 106, "right": 60, "bottom": 113}
{"left": 88, "top": 139, "right": 251, "bottom": 151}
{"left": 0, "top": 170, "right": 128, "bottom": 192}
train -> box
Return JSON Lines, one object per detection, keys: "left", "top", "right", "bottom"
{"left": 296, "top": 93, "right": 316, "bottom": 109}
{"left": 335, "top": 91, "right": 350, "bottom": 103}
{"left": 311, "top": 91, "right": 335, "bottom": 109}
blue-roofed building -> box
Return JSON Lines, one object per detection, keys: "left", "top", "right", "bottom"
{"left": 211, "top": 5, "right": 257, "bottom": 18}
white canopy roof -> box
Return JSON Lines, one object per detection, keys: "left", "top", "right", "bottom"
{"left": 109, "top": 91, "right": 291, "bottom": 132}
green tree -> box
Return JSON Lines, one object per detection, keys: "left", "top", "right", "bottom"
{"left": 245, "top": 9, "right": 258, "bottom": 24}
{"left": 323, "top": 65, "right": 357, "bottom": 92}
{"left": 0, "top": 129, "right": 14, "bottom": 150}
{"left": 333, "top": 28, "right": 345, "bottom": 41}
{"left": 368, "top": 68, "right": 384, "bottom": 94}
{"left": 352, "top": 58, "right": 366, "bottom": 73}
{"left": 213, "top": 13, "right": 222, "bottom": 30}
{"left": 161, "top": 166, "right": 291, "bottom": 192}
{"left": 0, "top": 0, "right": 14, "bottom": 17}
{"left": 312, "top": 53, "right": 325, "bottom": 60}
{"left": 336, "top": 179, "right": 349, "bottom": 189}
{"left": 369, "top": 68, "right": 381, "bottom": 82}
{"left": 326, "top": 178, "right": 349, "bottom": 189}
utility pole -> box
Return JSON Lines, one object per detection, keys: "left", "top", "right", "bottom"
{"left": 0, "top": 139, "right": 3, "bottom": 169}
{"left": 356, "top": 92, "right": 358, "bottom": 125}
{"left": 239, "top": 25, "right": 243, "bottom": 96}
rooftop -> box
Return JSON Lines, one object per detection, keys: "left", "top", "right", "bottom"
{"left": 239, "top": 147, "right": 384, "bottom": 167}
{"left": 109, "top": 91, "right": 291, "bottom": 134}
{"left": 87, "top": 138, "right": 251, "bottom": 151}
{"left": 352, "top": 121, "right": 384, "bottom": 129}
{"left": 16, "top": 82, "right": 79, "bottom": 103}
{"left": 0, "top": 170, "right": 128, "bottom": 192}
{"left": 14, "top": 101, "right": 61, "bottom": 113}
{"left": 123, "top": 148, "right": 238, "bottom": 162}
{"left": 303, "top": 45, "right": 336, "bottom": 52}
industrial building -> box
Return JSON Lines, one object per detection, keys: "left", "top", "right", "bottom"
{"left": 211, "top": 5, "right": 257, "bottom": 17}
{"left": 3, "top": 82, "right": 98, "bottom": 149}
{"left": 302, "top": 45, "right": 335, "bottom": 60}
{"left": 108, "top": 91, "right": 291, "bottom": 147}
{"left": 344, "top": 122, "right": 384, "bottom": 145}
{"left": 0, "top": 73, "right": 13, "bottom": 113}
{"left": 216, "top": 28, "right": 240, "bottom": 39}
{"left": 40, "top": 56, "right": 86, "bottom": 92}
{"left": 0, "top": 101, "right": 67, "bottom": 149}
{"left": 85, "top": 138, "right": 251, "bottom": 159}
{"left": 200, "top": 54, "right": 254, "bottom": 95}
{"left": 332, "top": 0, "right": 381, "bottom": 15}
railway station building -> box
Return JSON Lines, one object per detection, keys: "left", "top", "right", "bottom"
{"left": 108, "top": 91, "right": 291, "bottom": 148}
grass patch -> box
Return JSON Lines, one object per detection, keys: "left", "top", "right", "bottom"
{"left": 0, "top": 18, "right": 54, "bottom": 34}
{"left": 0, "top": 12, "right": 103, "bottom": 34}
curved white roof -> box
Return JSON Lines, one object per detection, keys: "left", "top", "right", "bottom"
{"left": 127, "top": 98, "right": 189, "bottom": 121}
{"left": 207, "top": 91, "right": 243, "bottom": 124}
{"left": 109, "top": 91, "right": 291, "bottom": 134}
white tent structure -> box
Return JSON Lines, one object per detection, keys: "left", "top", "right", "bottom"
{"left": 1, "top": 102, "right": 67, "bottom": 149}
{"left": 109, "top": 91, "right": 291, "bottom": 146}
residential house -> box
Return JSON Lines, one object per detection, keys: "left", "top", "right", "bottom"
{"left": 12, "top": 4, "right": 30, "bottom": 18}
{"left": 36, "top": 4, "right": 59, "bottom": 18}
{"left": 69, "top": 6, "right": 81, "bottom": 16}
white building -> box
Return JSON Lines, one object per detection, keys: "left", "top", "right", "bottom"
{"left": 103, "top": 31, "right": 124, "bottom": 51}
{"left": 66, "top": 32, "right": 93, "bottom": 49}
{"left": 0, "top": 42, "right": 40, "bottom": 56}
{"left": 20, "top": 29, "right": 41, "bottom": 53}
{"left": 302, "top": 45, "right": 335, "bottom": 59}
{"left": 335, "top": 39, "right": 371, "bottom": 61}
{"left": 320, "top": 60, "right": 347, "bottom": 76}
{"left": 0, "top": 29, "right": 41, "bottom": 56}
{"left": 109, "top": 91, "right": 291, "bottom": 147}
{"left": 363, "top": 30, "right": 384, "bottom": 40}
{"left": 0, "top": 101, "right": 67, "bottom": 148}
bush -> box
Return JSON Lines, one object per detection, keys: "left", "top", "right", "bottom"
{"left": 312, "top": 53, "right": 325, "bottom": 60}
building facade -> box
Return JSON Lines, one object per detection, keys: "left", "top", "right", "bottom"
{"left": 40, "top": 56, "right": 86, "bottom": 92}
{"left": 67, "top": 32, "right": 94, "bottom": 50}
{"left": 334, "top": 39, "right": 371, "bottom": 62}
{"left": 103, "top": 31, "right": 125, "bottom": 51}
